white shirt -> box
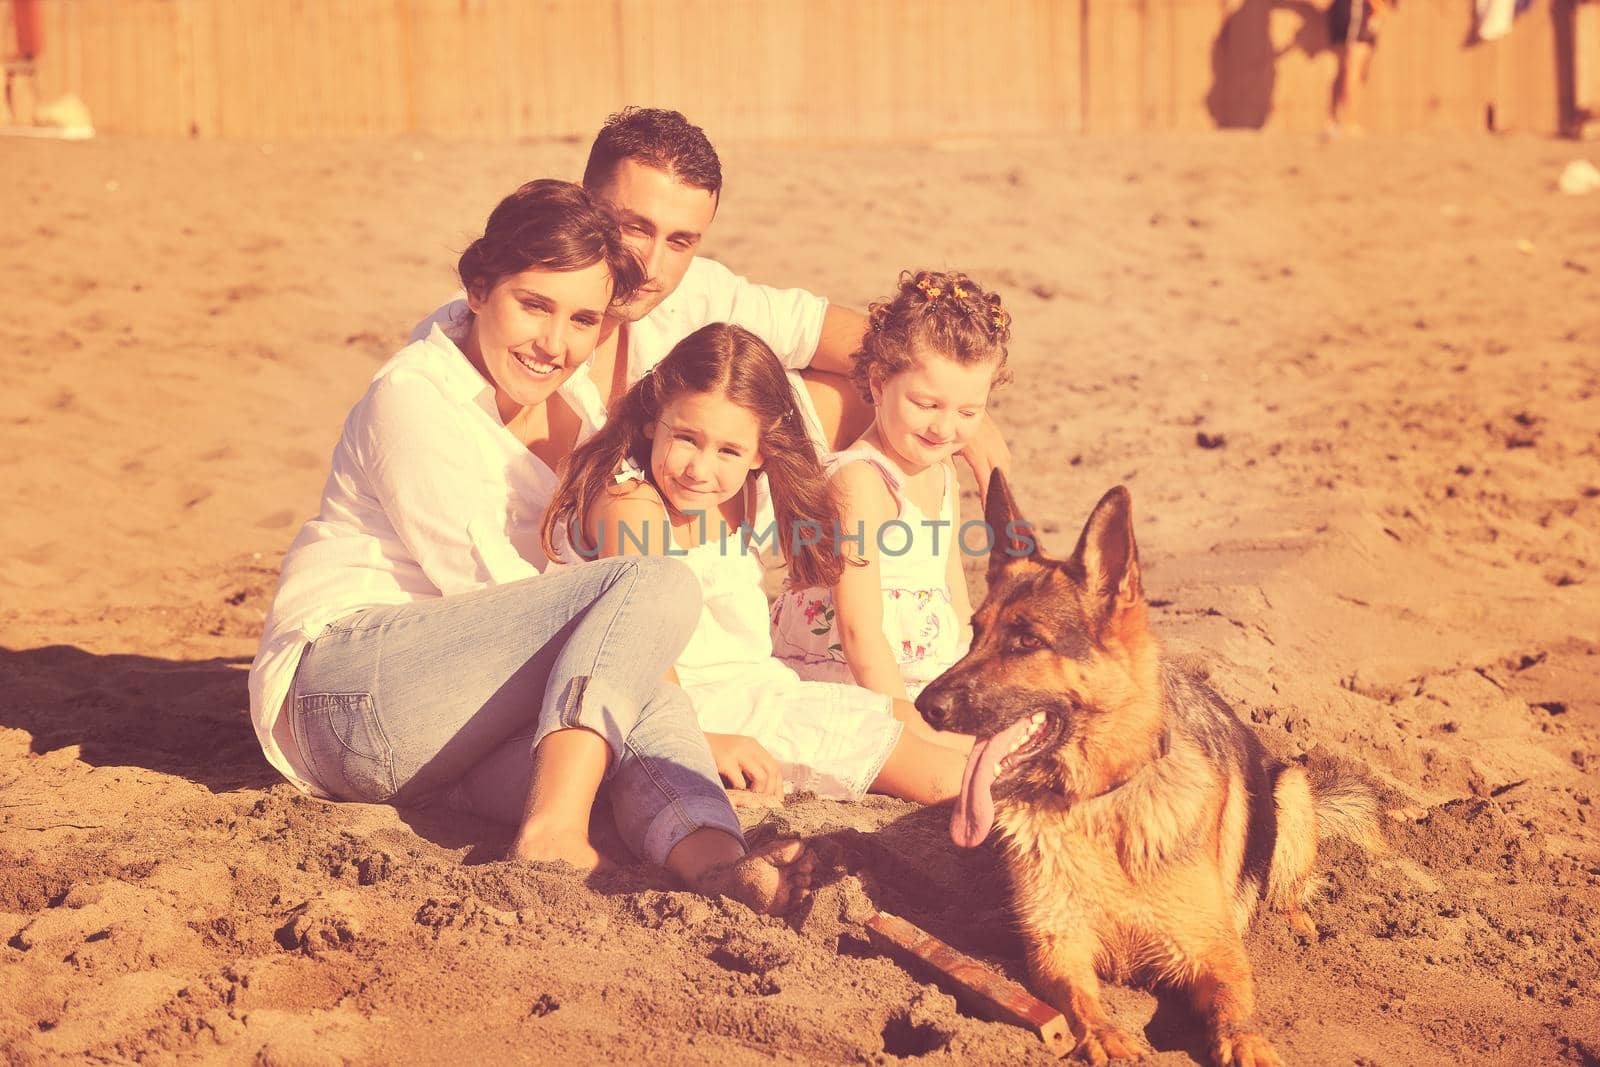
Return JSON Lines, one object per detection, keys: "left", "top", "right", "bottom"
{"left": 410, "top": 256, "right": 831, "bottom": 437}
{"left": 248, "top": 322, "right": 591, "bottom": 794}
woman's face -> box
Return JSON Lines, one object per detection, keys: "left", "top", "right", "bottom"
{"left": 646, "top": 390, "right": 764, "bottom": 518}
{"left": 465, "top": 260, "right": 614, "bottom": 418}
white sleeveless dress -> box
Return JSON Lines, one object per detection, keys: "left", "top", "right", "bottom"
{"left": 771, "top": 443, "right": 968, "bottom": 699}
{"left": 615, "top": 463, "right": 904, "bottom": 801}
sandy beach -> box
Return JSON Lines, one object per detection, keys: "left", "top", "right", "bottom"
{"left": 1, "top": 131, "right": 1597, "bottom": 1065}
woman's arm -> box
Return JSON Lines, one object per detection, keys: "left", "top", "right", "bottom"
{"left": 831, "top": 461, "right": 913, "bottom": 702}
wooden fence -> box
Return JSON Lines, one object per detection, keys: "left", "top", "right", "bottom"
{"left": 3, "top": 0, "right": 1590, "bottom": 139}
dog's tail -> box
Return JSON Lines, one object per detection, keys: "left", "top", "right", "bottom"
{"left": 1264, "top": 752, "right": 1382, "bottom": 924}
{"left": 1305, "top": 751, "right": 1384, "bottom": 852}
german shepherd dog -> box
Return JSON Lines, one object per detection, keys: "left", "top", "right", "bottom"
{"left": 917, "top": 475, "right": 1381, "bottom": 1066}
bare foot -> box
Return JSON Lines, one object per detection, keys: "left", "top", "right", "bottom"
{"left": 692, "top": 838, "right": 816, "bottom": 915}
{"left": 507, "top": 825, "right": 613, "bottom": 873}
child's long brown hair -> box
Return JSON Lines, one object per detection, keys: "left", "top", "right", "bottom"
{"left": 543, "top": 323, "right": 846, "bottom": 588}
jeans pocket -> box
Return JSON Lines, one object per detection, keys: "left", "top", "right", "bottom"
{"left": 294, "top": 692, "right": 398, "bottom": 803}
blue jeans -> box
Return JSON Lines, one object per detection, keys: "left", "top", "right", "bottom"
{"left": 285, "top": 556, "right": 740, "bottom": 865}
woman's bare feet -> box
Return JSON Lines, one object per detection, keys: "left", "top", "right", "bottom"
{"left": 507, "top": 821, "right": 614, "bottom": 873}
{"left": 690, "top": 838, "right": 817, "bottom": 916}
{"left": 507, "top": 726, "right": 613, "bottom": 872}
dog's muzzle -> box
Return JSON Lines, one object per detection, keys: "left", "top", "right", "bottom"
{"left": 915, "top": 684, "right": 961, "bottom": 731}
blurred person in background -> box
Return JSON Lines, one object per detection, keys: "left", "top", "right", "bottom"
{"left": 1328, "top": 0, "right": 1391, "bottom": 134}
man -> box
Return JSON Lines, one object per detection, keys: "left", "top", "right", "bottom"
{"left": 415, "top": 107, "right": 1008, "bottom": 486}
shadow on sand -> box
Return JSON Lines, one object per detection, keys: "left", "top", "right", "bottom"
{"left": 0, "top": 644, "right": 540, "bottom": 863}
{"left": 0, "top": 644, "right": 276, "bottom": 794}
{"left": 1207, "top": 0, "right": 1330, "bottom": 129}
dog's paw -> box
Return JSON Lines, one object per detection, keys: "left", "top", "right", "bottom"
{"left": 1075, "top": 1024, "right": 1146, "bottom": 1064}
{"left": 1213, "top": 1028, "right": 1282, "bottom": 1067}
{"left": 1283, "top": 908, "right": 1317, "bottom": 938}
{"left": 1385, "top": 804, "right": 1428, "bottom": 823}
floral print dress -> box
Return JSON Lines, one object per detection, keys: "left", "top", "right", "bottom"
{"left": 771, "top": 444, "right": 967, "bottom": 699}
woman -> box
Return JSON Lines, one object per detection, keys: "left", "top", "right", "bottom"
{"left": 248, "top": 180, "right": 810, "bottom": 914}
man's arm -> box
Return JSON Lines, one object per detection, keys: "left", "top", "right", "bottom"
{"left": 795, "top": 307, "right": 878, "bottom": 450}
{"left": 805, "top": 305, "right": 867, "bottom": 376}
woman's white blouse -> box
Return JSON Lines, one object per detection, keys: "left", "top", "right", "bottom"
{"left": 248, "top": 323, "right": 591, "bottom": 794}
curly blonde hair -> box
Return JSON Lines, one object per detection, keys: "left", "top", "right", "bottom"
{"left": 849, "top": 269, "right": 1014, "bottom": 403}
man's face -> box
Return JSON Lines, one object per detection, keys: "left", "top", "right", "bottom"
{"left": 591, "top": 158, "right": 718, "bottom": 322}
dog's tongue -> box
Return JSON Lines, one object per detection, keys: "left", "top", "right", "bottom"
{"left": 951, "top": 717, "right": 1036, "bottom": 848}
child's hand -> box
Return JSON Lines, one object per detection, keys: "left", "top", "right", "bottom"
{"left": 727, "top": 789, "right": 785, "bottom": 811}
{"left": 706, "top": 733, "right": 784, "bottom": 797}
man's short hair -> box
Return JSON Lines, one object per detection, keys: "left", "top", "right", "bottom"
{"left": 582, "top": 107, "right": 723, "bottom": 200}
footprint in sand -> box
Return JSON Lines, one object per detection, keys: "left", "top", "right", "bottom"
{"left": 1543, "top": 566, "right": 1584, "bottom": 587}
{"left": 281, "top": 448, "right": 324, "bottom": 470}
{"left": 342, "top": 332, "right": 391, "bottom": 360}
{"left": 255, "top": 510, "right": 296, "bottom": 529}
{"left": 240, "top": 235, "right": 285, "bottom": 255}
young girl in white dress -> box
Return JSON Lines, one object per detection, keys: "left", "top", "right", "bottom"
{"left": 772, "top": 270, "right": 1012, "bottom": 718}
{"left": 543, "top": 322, "right": 966, "bottom": 804}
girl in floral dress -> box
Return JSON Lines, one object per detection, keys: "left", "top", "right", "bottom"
{"left": 772, "top": 270, "right": 1011, "bottom": 741}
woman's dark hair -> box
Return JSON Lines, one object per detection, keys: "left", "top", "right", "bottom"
{"left": 544, "top": 323, "right": 845, "bottom": 588}
{"left": 851, "top": 269, "right": 1014, "bottom": 402}
{"left": 457, "top": 179, "right": 646, "bottom": 305}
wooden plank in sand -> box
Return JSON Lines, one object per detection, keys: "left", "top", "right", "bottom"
{"left": 865, "top": 911, "right": 1073, "bottom": 1058}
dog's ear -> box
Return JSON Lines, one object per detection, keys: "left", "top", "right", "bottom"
{"left": 985, "top": 468, "right": 1040, "bottom": 585}
{"left": 1068, "top": 486, "right": 1145, "bottom": 641}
